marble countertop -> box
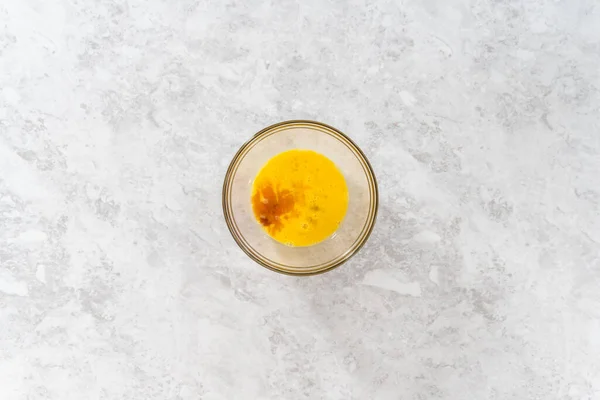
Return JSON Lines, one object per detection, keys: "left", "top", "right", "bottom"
{"left": 1, "top": 0, "right": 599, "bottom": 399}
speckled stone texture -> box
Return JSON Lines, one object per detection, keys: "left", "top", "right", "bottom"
{"left": 1, "top": 0, "right": 599, "bottom": 399}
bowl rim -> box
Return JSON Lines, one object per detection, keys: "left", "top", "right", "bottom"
{"left": 222, "top": 120, "right": 378, "bottom": 276}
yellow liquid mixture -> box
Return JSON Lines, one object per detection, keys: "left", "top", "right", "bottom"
{"left": 251, "top": 149, "right": 349, "bottom": 246}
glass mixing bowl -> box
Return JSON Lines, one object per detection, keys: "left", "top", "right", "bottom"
{"left": 222, "top": 120, "right": 378, "bottom": 275}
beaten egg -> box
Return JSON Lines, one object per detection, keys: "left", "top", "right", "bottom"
{"left": 251, "top": 149, "right": 348, "bottom": 246}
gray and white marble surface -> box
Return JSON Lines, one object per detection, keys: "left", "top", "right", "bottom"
{"left": 1, "top": 0, "right": 599, "bottom": 399}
